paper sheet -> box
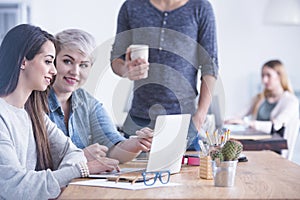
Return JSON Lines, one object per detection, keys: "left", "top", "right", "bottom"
{"left": 70, "top": 179, "right": 180, "bottom": 190}
{"left": 223, "top": 124, "right": 272, "bottom": 140}
{"left": 223, "top": 124, "right": 247, "bottom": 132}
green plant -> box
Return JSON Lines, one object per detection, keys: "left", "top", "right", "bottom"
{"left": 210, "top": 140, "right": 243, "bottom": 161}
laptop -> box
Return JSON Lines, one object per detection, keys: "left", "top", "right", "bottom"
{"left": 89, "top": 114, "right": 191, "bottom": 178}
{"left": 146, "top": 114, "right": 191, "bottom": 174}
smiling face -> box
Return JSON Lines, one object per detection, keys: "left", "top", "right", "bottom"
{"left": 52, "top": 47, "right": 92, "bottom": 95}
{"left": 261, "top": 66, "right": 282, "bottom": 91}
{"left": 22, "top": 40, "right": 57, "bottom": 92}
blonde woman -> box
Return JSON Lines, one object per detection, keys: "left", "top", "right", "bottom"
{"left": 48, "top": 29, "right": 153, "bottom": 164}
{"left": 226, "top": 60, "right": 299, "bottom": 160}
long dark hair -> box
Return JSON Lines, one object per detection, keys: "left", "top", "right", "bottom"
{"left": 0, "top": 24, "right": 54, "bottom": 170}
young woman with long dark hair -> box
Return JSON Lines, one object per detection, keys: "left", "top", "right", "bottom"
{"left": 0, "top": 24, "right": 118, "bottom": 199}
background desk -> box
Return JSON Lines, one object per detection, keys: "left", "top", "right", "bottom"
{"left": 58, "top": 151, "right": 300, "bottom": 199}
{"left": 237, "top": 137, "right": 288, "bottom": 152}
{"left": 230, "top": 130, "right": 288, "bottom": 152}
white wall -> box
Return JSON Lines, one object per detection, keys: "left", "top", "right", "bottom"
{"left": 30, "top": 0, "right": 128, "bottom": 125}
{"left": 30, "top": 0, "right": 124, "bottom": 45}
{"left": 29, "top": 0, "right": 300, "bottom": 123}
{"left": 210, "top": 0, "right": 300, "bottom": 117}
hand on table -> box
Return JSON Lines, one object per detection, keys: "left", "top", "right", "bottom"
{"left": 87, "top": 157, "right": 120, "bottom": 174}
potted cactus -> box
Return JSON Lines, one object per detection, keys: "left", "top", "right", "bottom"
{"left": 209, "top": 140, "right": 243, "bottom": 187}
{"left": 210, "top": 139, "right": 243, "bottom": 162}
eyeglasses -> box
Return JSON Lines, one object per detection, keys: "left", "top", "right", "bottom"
{"left": 141, "top": 170, "right": 171, "bottom": 186}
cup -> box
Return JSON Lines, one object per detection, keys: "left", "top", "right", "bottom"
{"left": 129, "top": 44, "right": 149, "bottom": 79}
{"left": 211, "top": 160, "right": 238, "bottom": 187}
{"left": 129, "top": 44, "right": 149, "bottom": 61}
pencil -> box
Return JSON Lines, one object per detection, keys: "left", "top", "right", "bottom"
{"left": 206, "top": 131, "right": 213, "bottom": 145}
{"left": 214, "top": 130, "right": 218, "bottom": 145}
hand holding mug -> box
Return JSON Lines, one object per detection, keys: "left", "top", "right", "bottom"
{"left": 124, "top": 44, "right": 149, "bottom": 80}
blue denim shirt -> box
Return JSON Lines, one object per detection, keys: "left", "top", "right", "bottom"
{"left": 47, "top": 88, "right": 125, "bottom": 149}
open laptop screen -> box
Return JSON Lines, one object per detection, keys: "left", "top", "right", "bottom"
{"left": 89, "top": 114, "right": 191, "bottom": 178}
{"left": 146, "top": 114, "right": 191, "bottom": 174}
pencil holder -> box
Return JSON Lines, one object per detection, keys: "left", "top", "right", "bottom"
{"left": 199, "top": 156, "right": 213, "bottom": 179}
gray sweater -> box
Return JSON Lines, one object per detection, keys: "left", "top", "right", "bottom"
{"left": 0, "top": 98, "right": 86, "bottom": 200}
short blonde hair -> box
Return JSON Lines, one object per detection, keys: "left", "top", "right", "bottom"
{"left": 55, "top": 29, "right": 96, "bottom": 64}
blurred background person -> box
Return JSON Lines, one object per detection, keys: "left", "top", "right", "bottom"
{"left": 225, "top": 60, "right": 299, "bottom": 160}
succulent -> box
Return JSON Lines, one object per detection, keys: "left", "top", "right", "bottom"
{"left": 210, "top": 149, "right": 224, "bottom": 161}
{"left": 210, "top": 140, "right": 243, "bottom": 161}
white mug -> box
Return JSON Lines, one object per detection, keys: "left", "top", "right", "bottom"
{"left": 129, "top": 44, "right": 149, "bottom": 61}
{"left": 129, "top": 44, "right": 149, "bottom": 79}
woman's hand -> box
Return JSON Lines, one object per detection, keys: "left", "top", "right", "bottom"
{"left": 118, "top": 127, "right": 153, "bottom": 153}
{"left": 107, "top": 127, "right": 153, "bottom": 163}
{"left": 224, "top": 118, "right": 255, "bottom": 129}
{"left": 224, "top": 118, "right": 245, "bottom": 125}
{"left": 192, "top": 113, "right": 205, "bottom": 133}
{"left": 83, "top": 143, "right": 108, "bottom": 162}
{"left": 87, "top": 157, "right": 120, "bottom": 174}
{"left": 132, "top": 127, "right": 153, "bottom": 152}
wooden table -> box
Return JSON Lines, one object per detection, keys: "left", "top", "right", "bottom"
{"left": 58, "top": 151, "right": 300, "bottom": 199}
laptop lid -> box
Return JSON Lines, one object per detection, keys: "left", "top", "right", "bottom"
{"left": 146, "top": 114, "right": 191, "bottom": 174}
{"left": 89, "top": 114, "right": 191, "bottom": 178}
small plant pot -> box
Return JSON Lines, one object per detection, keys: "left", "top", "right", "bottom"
{"left": 211, "top": 160, "right": 238, "bottom": 187}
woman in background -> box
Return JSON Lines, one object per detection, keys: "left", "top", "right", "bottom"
{"left": 225, "top": 60, "right": 299, "bottom": 160}
{"left": 48, "top": 29, "right": 152, "bottom": 164}
{"left": 0, "top": 24, "right": 119, "bottom": 200}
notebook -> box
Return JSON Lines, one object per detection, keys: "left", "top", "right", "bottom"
{"left": 89, "top": 114, "right": 191, "bottom": 178}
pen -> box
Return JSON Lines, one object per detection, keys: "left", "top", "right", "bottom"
{"left": 129, "top": 135, "right": 151, "bottom": 139}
